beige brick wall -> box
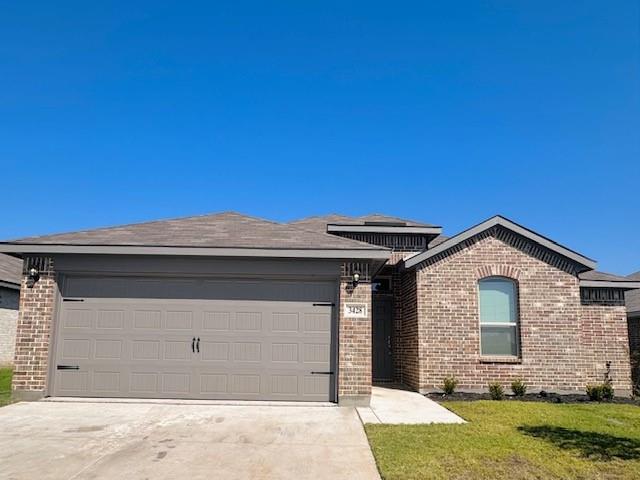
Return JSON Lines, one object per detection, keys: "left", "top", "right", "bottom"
{"left": 628, "top": 317, "right": 640, "bottom": 393}
{"left": 399, "top": 269, "right": 420, "bottom": 390}
{"left": 338, "top": 277, "right": 372, "bottom": 404}
{"left": 12, "top": 258, "right": 57, "bottom": 396}
{"left": 413, "top": 234, "right": 633, "bottom": 395}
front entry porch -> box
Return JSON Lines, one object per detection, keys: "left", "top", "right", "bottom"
{"left": 372, "top": 276, "right": 395, "bottom": 382}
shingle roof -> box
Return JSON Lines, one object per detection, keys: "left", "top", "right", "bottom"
{"left": 3, "top": 212, "right": 386, "bottom": 251}
{"left": 627, "top": 271, "right": 640, "bottom": 315}
{"left": 578, "top": 271, "right": 632, "bottom": 282}
{"left": 290, "top": 214, "right": 436, "bottom": 232}
{"left": 0, "top": 254, "right": 21, "bottom": 287}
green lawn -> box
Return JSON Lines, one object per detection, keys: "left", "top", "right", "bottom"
{"left": 365, "top": 401, "right": 640, "bottom": 480}
{"left": 0, "top": 367, "right": 12, "bottom": 407}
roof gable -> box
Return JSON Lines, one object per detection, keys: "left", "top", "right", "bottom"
{"left": 404, "top": 215, "right": 597, "bottom": 272}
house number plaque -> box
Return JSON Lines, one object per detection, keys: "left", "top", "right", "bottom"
{"left": 344, "top": 303, "right": 368, "bottom": 318}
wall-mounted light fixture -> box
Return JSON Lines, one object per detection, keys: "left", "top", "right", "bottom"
{"left": 27, "top": 267, "right": 40, "bottom": 288}
{"left": 352, "top": 271, "right": 360, "bottom": 287}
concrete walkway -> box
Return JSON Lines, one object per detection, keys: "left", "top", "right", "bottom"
{"left": 0, "top": 401, "right": 380, "bottom": 480}
{"left": 357, "top": 386, "right": 465, "bottom": 424}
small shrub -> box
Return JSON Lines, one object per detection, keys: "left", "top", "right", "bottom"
{"left": 601, "top": 381, "right": 614, "bottom": 401}
{"left": 586, "top": 384, "right": 604, "bottom": 401}
{"left": 488, "top": 382, "right": 504, "bottom": 400}
{"left": 442, "top": 376, "right": 458, "bottom": 395}
{"left": 511, "top": 378, "right": 527, "bottom": 397}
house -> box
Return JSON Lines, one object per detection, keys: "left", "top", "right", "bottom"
{"left": 0, "top": 254, "right": 21, "bottom": 365}
{"left": 0, "top": 212, "right": 638, "bottom": 404}
{"left": 626, "top": 271, "right": 640, "bottom": 392}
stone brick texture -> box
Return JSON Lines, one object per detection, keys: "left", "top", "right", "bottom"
{"left": 12, "top": 257, "right": 56, "bottom": 393}
{"left": 627, "top": 316, "right": 640, "bottom": 393}
{"left": 0, "top": 286, "right": 20, "bottom": 365}
{"left": 338, "top": 277, "right": 372, "bottom": 399}
{"left": 406, "top": 233, "right": 632, "bottom": 395}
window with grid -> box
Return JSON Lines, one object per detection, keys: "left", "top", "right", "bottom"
{"left": 478, "top": 277, "right": 519, "bottom": 356}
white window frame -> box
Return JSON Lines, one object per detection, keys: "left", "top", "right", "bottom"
{"left": 478, "top": 276, "right": 520, "bottom": 357}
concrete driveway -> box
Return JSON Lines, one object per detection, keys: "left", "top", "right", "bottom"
{"left": 0, "top": 401, "right": 380, "bottom": 480}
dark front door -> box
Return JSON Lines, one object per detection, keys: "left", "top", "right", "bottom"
{"left": 372, "top": 296, "right": 394, "bottom": 381}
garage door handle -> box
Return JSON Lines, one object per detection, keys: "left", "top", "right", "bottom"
{"left": 191, "top": 337, "right": 195, "bottom": 353}
{"left": 196, "top": 337, "right": 200, "bottom": 353}
{"left": 310, "top": 371, "right": 334, "bottom": 375}
{"left": 57, "top": 365, "right": 80, "bottom": 370}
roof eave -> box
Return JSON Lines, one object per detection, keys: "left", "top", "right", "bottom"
{"left": 403, "top": 216, "right": 597, "bottom": 271}
{"left": 0, "top": 280, "right": 20, "bottom": 290}
{"left": 327, "top": 225, "right": 442, "bottom": 235}
{"left": 0, "top": 243, "right": 391, "bottom": 261}
{"left": 579, "top": 280, "right": 640, "bottom": 289}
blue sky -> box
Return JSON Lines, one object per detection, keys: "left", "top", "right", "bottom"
{"left": 1, "top": 1, "right": 638, "bottom": 274}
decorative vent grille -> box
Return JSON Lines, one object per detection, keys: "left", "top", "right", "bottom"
{"left": 23, "top": 256, "right": 54, "bottom": 275}
{"left": 338, "top": 233, "right": 428, "bottom": 251}
{"left": 580, "top": 287, "right": 626, "bottom": 306}
{"left": 341, "top": 262, "right": 371, "bottom": 282}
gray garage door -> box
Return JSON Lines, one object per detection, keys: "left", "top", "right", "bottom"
{"left": 52, "top": 276, "right": 335, "bottom": 401}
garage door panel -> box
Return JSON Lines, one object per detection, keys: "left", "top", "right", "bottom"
{"left": 54, "top": 277, "right": 335, "bottom": 401}
{"left": 203, "top": 311, "right": 230, "bottom": 331}
{"left": 271, "top": 343, "right": 298, "bottom": 363}
{"left": 162, "top": 373, "right": 191, "bottom": 395}
{"left": 200, "top": 341, "right": 230, "bottom": 361}
{"left": 61, "top": 339, "right": 91, "bottom": 360}
{"left": 165, "top": 311, "right": 193, "bottom": 330}
{"left": 134, "top": 310, "right": 162, "bottom": 329}
{"left": 59, "top": 371, "right": 89, "bottom": 394}
{"left": 93, "top": 371, "right": 121, "bottom": 393}
{"left": 64, "top": 309, "right": 95, "bottom": 329}
{"left": 94, "top": 340, "right": 123, "bottom": 360}
{"left": 303, "top": 375, "right": 330, "bottom": 396}
{"left": 130, "top": 372, "right": 159, "bottom": 394}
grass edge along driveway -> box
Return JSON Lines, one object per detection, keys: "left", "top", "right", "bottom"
{"left": 0, "top": 367, "right": 12, "bottom": 407}
{"left": 365, "top": 400, "right": 640, "bottom": 480}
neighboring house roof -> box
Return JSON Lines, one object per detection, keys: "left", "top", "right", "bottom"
{"left": 290, "top": 214, "right": 441, "bottom": 235}
{"left": 0, "top": 212, "right": 390, "bottom": 260}
{"left": 578, "top": 270, "right": 640, "bottom": 289}
{"left": 403, "top": 215, "right": 597, "bottom": 271}
{"left": 0, "top": 253, "right": 21, "bottom": 290}
{"left": 627, "top": 271, "right": 640, "bottom": 317}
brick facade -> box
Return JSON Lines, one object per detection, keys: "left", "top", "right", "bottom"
{"left": 338, "top": 272, "right": 373, "bottom": 405}
{"left": 7, "top": 232, "right": 634, "bottom": 401}
{"left": 399, "top": 269, "right": 419, "bottom": 389}
{"left": 628, "top": 317, "right": 640, "bottom": 394}
{"left": 409, "top": 234, "right": 633, "bottom": 395}
{"left": 12, "top": 257, "right": 57, "bottom": 398}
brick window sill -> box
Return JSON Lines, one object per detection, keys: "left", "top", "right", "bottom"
{"left": 479, "top": 356, "right": 522, "bottom": 364}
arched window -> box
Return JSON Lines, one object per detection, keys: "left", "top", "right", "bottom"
{"left": 478, "top": 277, "right": 519, "bottom": 356}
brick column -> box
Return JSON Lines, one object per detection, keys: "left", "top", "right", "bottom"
{"left": 13, "top": 257, "right": 57, "bottom": 400}
{"left": 338, "top": 263, "right": 372, "bottom": 406}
